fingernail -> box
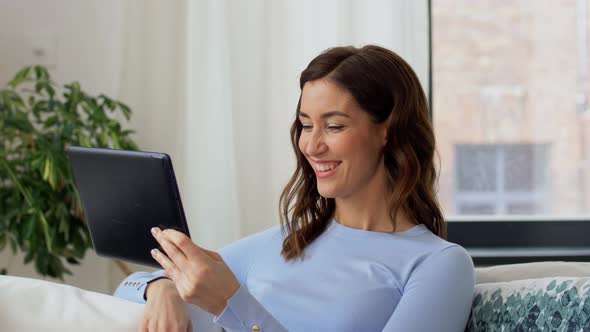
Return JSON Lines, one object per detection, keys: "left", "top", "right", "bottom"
{"left": 151, "top": 249, "right": 158, "bottom": 256}
{"left": 151, "top": 227, "right": 160, "bottom": 236}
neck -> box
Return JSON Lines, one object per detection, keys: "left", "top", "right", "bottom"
{"left": 333, "top": 163, "right": 415, "bottom": 233}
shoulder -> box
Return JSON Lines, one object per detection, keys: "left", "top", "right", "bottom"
{"left": 409, "top": 241, "right": 475, "bottom": 290}
{"left": 408, "top": 225, "right": 473, "bottom": 266}
{"left": 395, "top": 226, "right": 474, "bottom": 285}
{"left": 420, "top": 244, "right": 473, "bottom": 272}
{"left": 414, "top": 227, "right": 473, "bottom": 271}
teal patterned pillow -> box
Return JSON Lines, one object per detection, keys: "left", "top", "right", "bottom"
{"left": 466, "top": 277, "right": 590, "bottom": 332}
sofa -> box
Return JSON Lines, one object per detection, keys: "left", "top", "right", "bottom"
{"left": 466, "top": 262, "right": 590, "bottom": 331}
{"left": 0, "top": 274, "right": 221, "bottom": 332}
{"left": 1, "top": 261, "right": 589, "bottom": 331}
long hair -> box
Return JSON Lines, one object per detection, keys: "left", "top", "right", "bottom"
{"left": 279, "top": 45, "right": 445, "bottom": 261}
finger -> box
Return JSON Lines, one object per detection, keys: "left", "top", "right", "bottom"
{"left": 160, "top": 228, "right": 207, "bottom": 260}
{"left": 138, "top": 318, "right": 148, "bottom": 332}
{"left": 159, "top": 238, "right": 188, "bottom": 268}
{"left": 151, "top": 248, "right": 180, "bottom": 279}
{"left": 152, "top": 228, "right": 190, "bottom": 267}
{"left": 156, "top": 319, "right": 167, "bottom": 332}
{"left": 148, "top": 318, "right": 157, "bottom": 332}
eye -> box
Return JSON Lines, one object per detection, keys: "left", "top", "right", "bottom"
{"left": 300, "top": 124, "right": 344, "bottom": 132}
{"left": 301, "top": 124, "right": 313, "bottom": 132}
{"left": 327, "top": 125, "right": 344, "bottom": 132}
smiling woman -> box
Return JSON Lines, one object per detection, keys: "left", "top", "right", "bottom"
{"left": 281, "top": 45, "right": 446, "bottom": 257}
{"left": 114, "top": 45, "right": 475, "bottom": 332}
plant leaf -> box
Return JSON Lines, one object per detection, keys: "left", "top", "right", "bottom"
{"left": 35, "top": 250, "right": 48, "bottom": 276}
{"left": 5, "top": 111, "right": 34, "bottom": 133}
{"left": 8, "top": 67, "right": 32, "bottom": 88}
{"left": 66, "top": 257, "right": 79, "bottom": 265}
{"left": 44, "top": 115, "right": 58, "bottom": 128}
{"left": 117, "top": 102, "right": 131, "bottom": 120}
{"left": 43, "top": 158, "right": 51, "bottom": 182}
{"left": 8, "top": 236, "right": 17, "bottom": 253}
{"left": 33, "top": 66, "right": 50, "bottom": 80}
{"left": 0, "top": 233, "right": 6, "bottom": 251}
{"left": 24, "top": 251, "right": 35, "bottom": 264}
{"left": 23, "top": 215, "right": 36, "bottom": 239}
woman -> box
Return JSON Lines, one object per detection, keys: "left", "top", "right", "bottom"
{"left": 115, "top": 45, "right": 475, "bottom": 332}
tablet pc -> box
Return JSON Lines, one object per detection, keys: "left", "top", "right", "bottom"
{"left": 66, "top": 146, "right": 190, "bottom": 268}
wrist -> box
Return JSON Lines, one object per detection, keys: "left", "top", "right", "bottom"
{"left": 213, "top": 282, "right": 240, "bottom": 317}
{"left": 145, "top": 278, "right": 176, "bottom": 300}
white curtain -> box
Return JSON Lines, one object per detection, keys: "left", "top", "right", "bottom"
{"left": 111, "top": 0, "right": 188, "bottom": 287}
{"left": 122, "top": 0, "right": 430, "bottom": 250}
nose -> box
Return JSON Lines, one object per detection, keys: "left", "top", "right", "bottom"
{"left": 304, "top": 129, "right": 327, "bottom": 156}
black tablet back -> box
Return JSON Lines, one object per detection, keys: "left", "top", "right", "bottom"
{"left": 66, "top": 146, "right": 190, "bottom": 268}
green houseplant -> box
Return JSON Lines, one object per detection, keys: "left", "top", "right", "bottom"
{"left": 0, "top": 66, "right": 138, "bottom": 279}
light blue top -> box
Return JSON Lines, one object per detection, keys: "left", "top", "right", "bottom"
{"left": 114, "top": 219, "right": 475, "bottom": 331}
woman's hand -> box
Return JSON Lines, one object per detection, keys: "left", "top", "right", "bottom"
{"left": 150, "top": 227, "right": 241, "bottom": 317}
{"left": 140, "top": 278, "right": 192, "bottom": 332}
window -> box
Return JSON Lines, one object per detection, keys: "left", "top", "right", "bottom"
{"left": 455, "top": 144, "right": 549, "bottom": 215}
{"left": 430, "top": 0, "right": 590, "bottom": 263}
{"left": 431, "top": 0, "right": 590, "bottom": 219}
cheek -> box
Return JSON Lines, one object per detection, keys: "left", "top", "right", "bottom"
{"left": 334, "top": 134, "right": 380, "bottom": 167}
{"left": 326, "top": 134, "right": 357, "bottom": 156}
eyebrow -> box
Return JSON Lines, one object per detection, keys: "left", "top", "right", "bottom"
{"left": 298, "top": 111, "right": 350, "bottom": 119}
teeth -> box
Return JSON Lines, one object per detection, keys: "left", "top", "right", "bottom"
{"left": 316, "top": 162, "right": 339, "bottom": 172}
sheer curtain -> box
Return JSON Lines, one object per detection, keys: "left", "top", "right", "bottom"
{"left": 121, "top": 0, "right": 430, "bottom": 252}
{"left": 111, "top": 0, "right": 188, "bottom": 287}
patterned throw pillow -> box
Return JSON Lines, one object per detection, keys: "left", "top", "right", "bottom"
{"left": 466, "top": 277, "right": 590, "bottom": 332}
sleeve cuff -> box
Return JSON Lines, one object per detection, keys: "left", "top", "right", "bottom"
{"left": 213, "top": 285, "right": 287, "bottom": 331}
{"left": 144, "top": 275, "right": 170, "bottom": 301}
{"left": 113, "top": 270, "right": 168, "bottom": 304}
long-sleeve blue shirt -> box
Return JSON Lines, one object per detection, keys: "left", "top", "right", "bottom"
{"left": 114, "top": 219, "right": 475, "bottom": 331}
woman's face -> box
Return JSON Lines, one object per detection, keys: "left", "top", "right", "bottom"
{"left": 298, "top": 79, "right": 389, "bottom": 199}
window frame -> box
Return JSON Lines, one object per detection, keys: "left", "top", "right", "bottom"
{"left": 427, "top": 0, "right": 590, "bottom": 265}
{"left": 454, "top": 143, "right": 550, "bottom": 215}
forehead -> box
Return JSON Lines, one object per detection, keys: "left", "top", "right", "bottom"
{"left": 299, "top": 79, "right": 360, "bottom": 118}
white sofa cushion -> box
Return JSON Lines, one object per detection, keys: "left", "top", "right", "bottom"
{"left": 476, "top": 261, "right": 590, "bottom": 284}
{"left": 0, "top": 275, "right": 144, "bottom": 331}
{"left": 0, "top": 275, "right": 221, "bottom": 332}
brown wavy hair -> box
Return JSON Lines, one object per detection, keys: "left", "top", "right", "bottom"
{"left": 279, "top": 45, "right": 445, "bottom": 261}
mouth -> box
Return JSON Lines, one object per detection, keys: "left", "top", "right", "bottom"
{"left": 312, "top": 161, "right": 342, "bottom": 179}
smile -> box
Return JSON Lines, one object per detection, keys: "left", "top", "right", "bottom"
{"left": 313, "top": 161, "right": 342, "bottom": 179}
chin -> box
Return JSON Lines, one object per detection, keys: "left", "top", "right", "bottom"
{"left": 317, "top": 186, "right": 339, "bottom": 199}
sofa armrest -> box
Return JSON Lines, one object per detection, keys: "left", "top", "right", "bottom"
{"left": 0, "top": 275, "right": 222, "bottom": 332}
{"left": 0, "top": 275, "right": 143, "bottom": 331}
